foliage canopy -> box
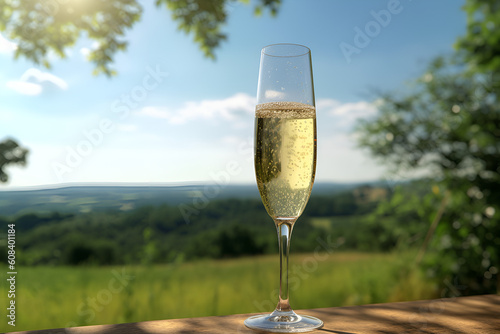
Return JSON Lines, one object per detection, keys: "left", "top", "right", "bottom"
{"left": 356, "top": 0, "right": 500, "bottom": 295}
{"left": 0, "top": 0, "right": 281, "bottom": 76}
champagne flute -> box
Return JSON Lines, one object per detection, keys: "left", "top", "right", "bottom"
{"left": 245, "top": 44, "right": 323, "bottom": 332}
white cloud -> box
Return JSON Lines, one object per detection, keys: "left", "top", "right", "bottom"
{"left": 316, "top": 98, "right": 341, "bottom": 111}
{"left": 317, "top": 98, "right": 377, "bottom": 130}
{"left": 6, "top": 81, "right": 43, "bottom": 96}
{"left": 117, "top": 124, "right": 137, "bottom": 132}
{"left": 6, "top": 68, "right": 68, "bottom": 95}
{"left": 140, "top": 106, "right": 171, "bottom": 119}
{"left": 137, "top": 94, "right": 376, "bottom": 132}
{"left": 221, "top": 135, "right": 250, "bottom": 146}
{"left": 138, "top": 93, "right": 256, "bottom": 124}
{"left": 331, "top": 101, "right": 377, "bottom": 117}
{"left": 20, "top": 68, "right": 68, "bottom": 90}
{"left": 0, "top": 33, "right": 17, "bottom": 54}
{"left": 316, "top": 132, "right": 386, "bottom": 182}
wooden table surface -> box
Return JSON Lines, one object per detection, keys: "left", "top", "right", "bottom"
{"left": 12, "top": 294, "right": 500, "bottom": 334}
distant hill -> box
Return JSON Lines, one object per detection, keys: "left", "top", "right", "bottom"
{"left": 0, "top": 182, "right": 380, "bottom": 217}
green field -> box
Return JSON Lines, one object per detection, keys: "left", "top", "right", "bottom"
{"left": 1, "top": 251, "right": 437, "bottom": 332}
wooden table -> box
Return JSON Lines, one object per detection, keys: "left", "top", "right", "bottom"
{"left": 12, "top": 295, "right": 500, "bottom": 334}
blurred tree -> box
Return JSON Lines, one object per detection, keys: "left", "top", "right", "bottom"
{"left": 0, "top": 138, "right": 28, "bottom": 183}
{"left": 356, "top": 0, "right": 500, "bottom": 294}
{"left": 358, "top": 182, "right": 439, "bottom": 252}
{"left": 0, "top": 0, "right": 281, "bottom": 76}
{"left": 357, "top": 57, "right": 499, "bottom": 187}
{"left": 456, "top": 0, "right": 500, "bottom": 73}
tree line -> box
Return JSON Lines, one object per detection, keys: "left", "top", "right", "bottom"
{"left": 1, "top": 188, "right": 386, "bottom": 266}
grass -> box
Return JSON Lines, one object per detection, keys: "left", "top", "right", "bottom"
{"left": 0, "top": 251, "right": 437, "bottom": 332}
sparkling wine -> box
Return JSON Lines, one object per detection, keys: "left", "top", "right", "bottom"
{"left": 255, "top": 101, "right": 317, "bottom": 219}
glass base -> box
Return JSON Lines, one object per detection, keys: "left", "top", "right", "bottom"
{"left": 244, "top": 309, "right": 323, "bottom": 333}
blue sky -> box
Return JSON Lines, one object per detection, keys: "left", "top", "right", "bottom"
{"left": 0, "top": 0, "right": 465, "bottom": 188}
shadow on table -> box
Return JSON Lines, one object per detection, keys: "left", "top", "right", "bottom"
{"left": 311, "top": 294, "right": 500, "bottom": 334}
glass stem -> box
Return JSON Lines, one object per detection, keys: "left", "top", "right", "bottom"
{"left": 275, "top": 219, "right": 295, "bottom": 312}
